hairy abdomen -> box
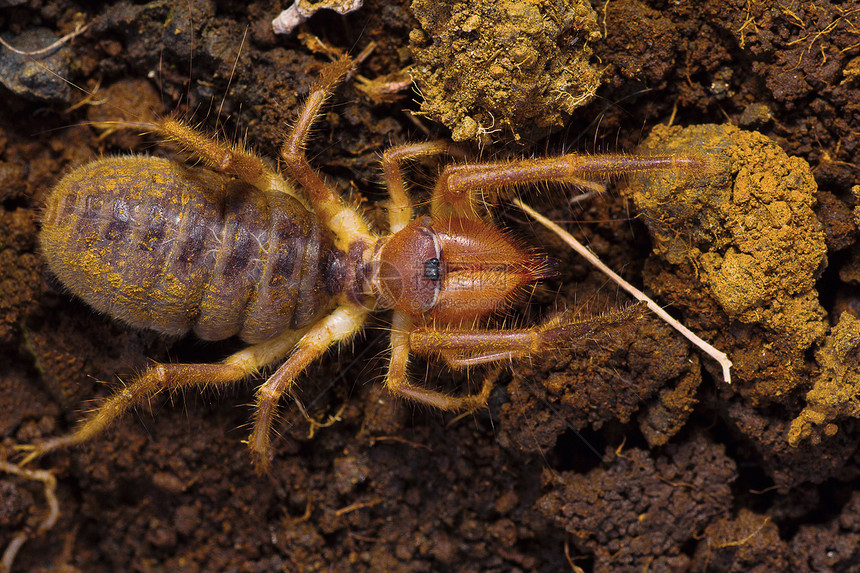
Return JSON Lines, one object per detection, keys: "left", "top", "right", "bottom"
{"left": 42, "top": 156, "right": 344, "bottom": 343}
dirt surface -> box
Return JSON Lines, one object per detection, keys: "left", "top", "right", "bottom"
{"left": 1, "top": 0, "right": 860, "bottom": 571}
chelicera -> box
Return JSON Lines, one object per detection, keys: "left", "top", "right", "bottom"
{"left": 20, "top": 56, "right": 699, "bottom": 471}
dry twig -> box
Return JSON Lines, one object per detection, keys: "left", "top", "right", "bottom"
{"left": 515, "top": 198, "right": 732, "bottom": 384}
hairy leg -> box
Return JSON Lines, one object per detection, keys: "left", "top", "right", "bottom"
{"left": 248, "top": 304, "right": 368, "bottom": 472}
{"left": 153, "top": 117, "right": 278, "bottom": 190}
{"left": 278, "top": 56, "right": 373, "bottom": 249}
{"left": 17, "top": 328, "right": 306, "bottom": 465}
{"left": 151, "top": 57, "right": 374, "bottom": 250}
{"left": 381, "top": 140, "right": 455, "bottom": 232}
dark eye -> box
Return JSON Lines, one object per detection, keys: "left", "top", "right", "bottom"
{"left": 423, "top": 257, "right": 441, "bottom": 281}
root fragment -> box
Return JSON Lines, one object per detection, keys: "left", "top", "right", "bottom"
{"left": 0, "top": 458, "right": 60, "bottom": 573}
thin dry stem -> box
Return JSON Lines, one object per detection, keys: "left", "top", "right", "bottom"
{"left": 0, "top": 23, "right": 90, "bottom": 57}
{"left": 514, "top": 198, "right": 732, "bottom": 384}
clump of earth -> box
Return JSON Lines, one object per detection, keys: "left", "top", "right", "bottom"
{"left": 409, "top": 0, "right": 602, "bottom": 143}
{"left": 625, "top": 123, "right": 828, "bottom": 403}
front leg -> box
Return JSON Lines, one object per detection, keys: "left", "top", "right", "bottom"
{"left": 383, "top": 309, "right": 496, "bottom": 412}
{"left": 380, "top": 140, "right": 459, "bottom": 232}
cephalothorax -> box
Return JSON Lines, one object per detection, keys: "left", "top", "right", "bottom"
{"left": 22, "top": 56, "right": 700, "bottom": 470}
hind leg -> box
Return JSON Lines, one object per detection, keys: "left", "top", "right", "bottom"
{"left": 17, "top": 328, "right": 305, "bottom": 465}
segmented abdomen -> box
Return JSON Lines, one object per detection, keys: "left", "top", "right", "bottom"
{"left": 41, "top": 157, "right": 344, "bottom": 343}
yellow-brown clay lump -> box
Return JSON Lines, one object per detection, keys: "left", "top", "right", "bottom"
{"left": 626, "top": 124, "right": 827, "bottom": 352}
{"left": 409, "top": 0, "right": 602, "bottom": 142}
{"left": 789, "top": 312, "right": 860, "bottom": 445}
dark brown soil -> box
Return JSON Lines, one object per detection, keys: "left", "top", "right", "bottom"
{"left": 1, "top": 1, "right": 859, "bottom": 571}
